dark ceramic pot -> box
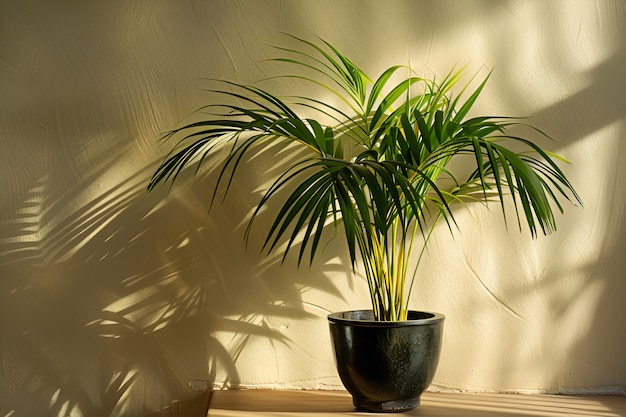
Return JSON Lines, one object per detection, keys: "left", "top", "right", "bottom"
{"left": 328, "top": 310, "right": 444, "bottom": 412}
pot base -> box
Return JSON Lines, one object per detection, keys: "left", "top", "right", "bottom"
{"left": 354, "top": 397, "right": 419, "bottom": 412}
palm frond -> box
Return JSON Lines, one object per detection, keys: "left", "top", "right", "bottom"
{"left": 149, "top": 35, "right": 580, "bottom": 321}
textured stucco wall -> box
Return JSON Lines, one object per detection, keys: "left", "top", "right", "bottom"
{"left": 1, "top": 1, "right": 625, "bottom": 416}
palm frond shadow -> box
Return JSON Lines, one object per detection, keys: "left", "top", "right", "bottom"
{"left": 0, "top": 145, "right": 346, "bottom": 416}
{"left": 424, "top": 45, "right": 626, "bottom": 392}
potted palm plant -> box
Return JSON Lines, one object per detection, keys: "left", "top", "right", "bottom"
{"left": 148, "top": 34, "right": 580, "bottom": 411}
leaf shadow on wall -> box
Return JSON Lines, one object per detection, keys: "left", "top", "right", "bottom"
{"left": 442, "top": 44, "right": 626, "bottom": 392}
{"left": 517, "top": 43, "right": 626, "bottom": 391}
{"left": 534, "top": 44, "right": 626, "bottom": 390}
{"left": 0, "top": 140, "right": 348, "bottom": 416}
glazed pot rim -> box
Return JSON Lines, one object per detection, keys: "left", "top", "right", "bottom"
{"left": 328, "top": 310, "right": 445, "bottom": 326}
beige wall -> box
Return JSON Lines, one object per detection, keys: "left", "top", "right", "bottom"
{"left": 1, "top": 1, "right": 625, "bottom": 415}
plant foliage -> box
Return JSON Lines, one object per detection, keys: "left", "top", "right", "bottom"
{"left": 149, "top": 34, "right": 581, "bottom": 321}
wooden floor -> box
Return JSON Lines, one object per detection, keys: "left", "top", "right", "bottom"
{"left": 206, "top": 390, "right": 626, "bottom": 417}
